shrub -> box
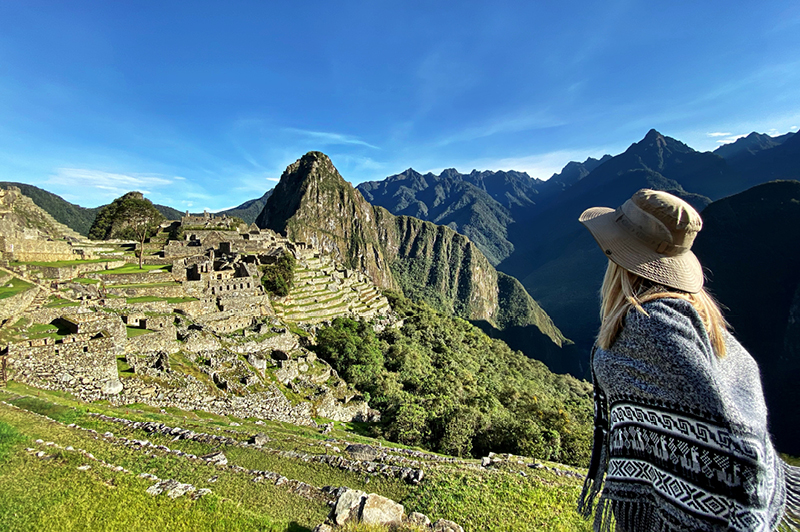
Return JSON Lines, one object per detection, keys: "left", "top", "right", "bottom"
{"left": 260, "top": 251, "right": 296, "bottom": 297}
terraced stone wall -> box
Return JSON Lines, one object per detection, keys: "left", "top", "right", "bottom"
{"left": 6, "top": 335, "right": 121, "bottom": 400}
{"left": 90, "top": 270, "right": 174, "bottom": 285}
{"left": 193, "top": 311, "right": 257, "bottom": 334}
{"left": 21, "top": 260, "right": 127, "bottom": 280}
{"left": 125, "top": 326, "right": 179, "bottom": 355}
{"left": 0, "top": 285, "right": 39, "bottom": 322}
{"left": 106, "top": 284, "right": 186, "bottom": 298}
{"left": 0, "top": 235, "right": 75, "bottom": 262}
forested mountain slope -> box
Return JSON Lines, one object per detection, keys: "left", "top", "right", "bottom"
{"left": 357, "top": 168, "right": 543, "bottom": 265}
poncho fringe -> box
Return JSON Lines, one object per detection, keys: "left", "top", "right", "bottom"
{"left": 783, "top": 461, "right": 800, "bottom": 530}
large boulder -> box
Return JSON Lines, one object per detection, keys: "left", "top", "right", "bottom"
{"left": 360, "top": 493, "right": 404, "bottom": 525}
{"left": 200, "top": 451, "right": 228, "bottom": 466}
{"left": 433, "top": 519, "right": 465, "bottom": 532}
{"left": 330, "top": 488, "right": 366, "bottom": 526}
{"left": 101, "top": 378, "right": 124, "bottom": 395}
{"left": 406, "top": 512, "right": 432, "bottom": 527}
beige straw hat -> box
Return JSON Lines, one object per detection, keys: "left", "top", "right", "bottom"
{"left": 579, "top": 189, "right": 704, "bottom": 293}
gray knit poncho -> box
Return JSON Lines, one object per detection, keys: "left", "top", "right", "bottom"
{"left": 578, "top": 298, "right": 800, "bottom": 531}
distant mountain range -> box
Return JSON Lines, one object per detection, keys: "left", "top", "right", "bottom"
{"left": 218, "top": 190, "right": 273, "bottom": 224}
{"left": 351, "top": 129, "right": 798, "bottom": 357}
{"left": 351, "top": 128, "right": 800, "bottom": 453}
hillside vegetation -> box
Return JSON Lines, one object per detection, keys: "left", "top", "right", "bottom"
{"left": 0, "top": 182, "right": 183, "bottom": 236}
{"left": 313, "top": 293, "right": 592, "bottom": 466}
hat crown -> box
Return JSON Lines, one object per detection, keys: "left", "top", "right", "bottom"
{"left": 578, "top": 189, "right": 705, "bottom": 293}
{"left": 632, "top": 189, "right": 702, "bottom": 233}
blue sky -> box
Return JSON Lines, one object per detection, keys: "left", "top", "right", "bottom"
{"left": 1, "top": 1, "right": 799, "bottom": 210}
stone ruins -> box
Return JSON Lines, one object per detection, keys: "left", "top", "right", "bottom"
{"left": 0, "top": 186, "right": 394, "bottom": 426}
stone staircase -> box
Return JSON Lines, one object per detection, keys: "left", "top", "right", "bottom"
{"left": 272, "top": 255, "right": 391, "bottom": 324}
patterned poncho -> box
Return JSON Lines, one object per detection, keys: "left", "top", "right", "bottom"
{"left": 578, "top": 298, "right": 800, "bottom": 531}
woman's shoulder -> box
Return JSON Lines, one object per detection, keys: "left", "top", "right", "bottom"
{"left": 628, "top": 297, "right": 704, "bottom": 333}
{"left": 617, "top": 296, "right": 712, "bottom": 356}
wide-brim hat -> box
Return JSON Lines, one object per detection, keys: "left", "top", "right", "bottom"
{"left": 579, "top": 189, "right": 704, "bottom": 293}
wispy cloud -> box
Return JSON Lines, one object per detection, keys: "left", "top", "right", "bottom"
{"left": 47, "top": 168, "right": 179, "bottom": 198}
{"left": 284, "top": 128, "right": 380, "bottom": 150}
{"left": 266, "top": 177, "right": 280, "bottom": 181}
{"left": 707, "top": 132, "right": 732, "bottom": 137}
{"left": 435, "top": 110, "right": 566, "bottom": 147}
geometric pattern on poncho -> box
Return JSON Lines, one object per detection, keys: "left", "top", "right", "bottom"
{"left": 606, "top": 459, "right": 770, "bottom": 530}
{"left": 606, "top": 402, "right": 773, "bottom": 531}
{"left": 611, "top": 403, "right": 762, "bottom": 460}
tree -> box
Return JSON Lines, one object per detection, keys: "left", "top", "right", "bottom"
{"left": 89, "top": 192, "right": 164, "bottom": 269}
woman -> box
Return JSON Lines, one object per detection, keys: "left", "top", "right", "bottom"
{"left": 576, "top": 189, "right": 799, "bottom": 531}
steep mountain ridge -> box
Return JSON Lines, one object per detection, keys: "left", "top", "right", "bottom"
{"left": 692, "top": 180, "right": 800, "bottom": 455}
{"left": 0, "top": 182, "right": 100, "bottom": 236}
{"left": 256, "top": 152, "right": 397, "bottom": 289}
{"left": 357, "top": 168, "right": 543, "bottom": 265}
{"left": 733, "top": 130, "right": 800, "bottom": 188}
{"left": 256, "top": 151, "right": 567, "bottom": 349}
{"left": 713, "top": 131, "right": 795, "bottom": 160}
{"left": 218, "top": 190, "right": 274, "bottom": 224}
{"left": 544, "top": 154, "right": 613, "bottom": 191}
{"left": 552, "top": 129, "right": 736, "bottom": 201}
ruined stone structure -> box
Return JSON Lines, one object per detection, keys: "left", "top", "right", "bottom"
{"left": 6, "top": 330, "right": 123, "bottom": 400}
{"left": 0, "top": 186, "right": 397, "bottom": 427}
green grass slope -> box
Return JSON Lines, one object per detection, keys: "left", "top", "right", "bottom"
{"left": 0, "top": 383, "right": 592, "bottom": 532}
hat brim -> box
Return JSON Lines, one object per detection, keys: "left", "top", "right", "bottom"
{"left": 579, "top": 206, "right": 704, "bottom": 293}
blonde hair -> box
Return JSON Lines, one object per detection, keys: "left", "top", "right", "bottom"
{"left": 598, "top": 261, "right": 728, "bottom": 356}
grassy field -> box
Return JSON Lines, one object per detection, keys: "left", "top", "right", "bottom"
{"left": 102, "top": 264, "right": 172, "bottom": 275}
{"left": 0, "top": 383, "right": 592, "bottom": 532}
{"left": 9, "top": 259, "right": 118, "bottom": 268}
{"left": 0, "top": 278, "right": 33, "bottom": 300}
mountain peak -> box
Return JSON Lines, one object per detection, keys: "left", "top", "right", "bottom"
{"left": 629, "top": 129, "right": 694, "bottom": 156}
{"left": 644, "top": 128, "right": 663, "bottom": 140}
{"left": 255, "top": 151, "right": 353, "bottom": 234}
{"left": 714, "top": 131, "right": 795, "bottom": 160}
{"left": 285, "top": 151, "right": 341, "bottom": 183}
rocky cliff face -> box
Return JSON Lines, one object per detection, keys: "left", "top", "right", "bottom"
{"left": 257, "top": 152, "right": 566, "bottom": 346}
{"left": 256, "top": 152, "right": 396, "bottom": 289}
